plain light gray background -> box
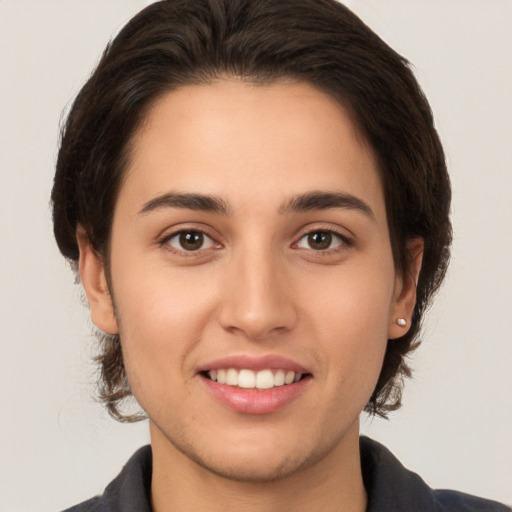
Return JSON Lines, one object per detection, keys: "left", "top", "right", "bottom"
{"left": 1, "top": 1, "right": 511, "bottom": 510}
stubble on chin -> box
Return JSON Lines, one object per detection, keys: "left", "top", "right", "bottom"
{"left": 149, "top": 417, "right": 339, "bottom": 484}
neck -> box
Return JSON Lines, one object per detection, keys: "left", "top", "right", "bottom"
{"left": 150, "top": 420, "right": 367, "bottom": 512}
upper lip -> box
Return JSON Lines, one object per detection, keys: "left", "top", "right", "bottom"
{"left": 197, "top": 354, "right": 311, "bottom": 374}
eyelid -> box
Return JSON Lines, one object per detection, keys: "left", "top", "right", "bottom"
{"left": 292, "top": 225, "right": 354, "bottom": 252}
{"left": 167, "top": 231, "right": 216, "bottom": 250}
{"left": 157, "top": 224, "right": 222, "bottom": 256}
{"left": 155, "top": 222, "right": 353, "bottom": 257}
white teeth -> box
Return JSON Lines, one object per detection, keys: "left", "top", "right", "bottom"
{"left": 274, "top": 369, "right": 285, "bottom": 386}
{"left": 226, "top": 368, "right": 238, "bottom": 386}
{"left": 256, "top": 369, "right": 274, "bottom": 390}
{"left": 238, "top": 369, "right": 256, "bottom": 388}
{"left": 284, "top": 371, "right": 295, "bottom": 385}
{"left": 206, "top": 368, "right": 304, "bottom": 389}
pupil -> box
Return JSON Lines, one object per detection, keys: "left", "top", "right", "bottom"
{"left": 180, "top": 231, "right": 203, "bottom": 250}
{"left": 308, "top": 231, "right": 331, "bottom": 250}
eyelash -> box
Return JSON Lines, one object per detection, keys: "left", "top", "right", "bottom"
{"left": 295, "top": 228, "right": 353, "bottom": 254}
{"left": 158, "top": 227, "right": 353, "bottom": 257}
{"left": 158, "top": 229, "right": 219, "bottom": 257}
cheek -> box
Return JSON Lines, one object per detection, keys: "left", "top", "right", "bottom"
{"left": 305, "top": 261, "right": 395, "bottom": 393}
{"left": 110, "top": 262, "right": 220, "bottom": 386}
{"left": 305, "top": 253, "right": 396, "bottom": 334}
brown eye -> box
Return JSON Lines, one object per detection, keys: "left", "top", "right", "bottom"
{"left": 297, "top": 230, "right": 346, "bottom": 251}
{"left": 180, "top": 231, "right": 204, "bottom": 250}
{"left": 307, "top": 231, "right": 332, "bottom": 250}
{"left": 166, "top": 230, "right": 215, "bottom": 252}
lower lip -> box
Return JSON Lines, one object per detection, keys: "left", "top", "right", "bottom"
{"left": 201, "top": 375, "right": 311, "bottom": 415}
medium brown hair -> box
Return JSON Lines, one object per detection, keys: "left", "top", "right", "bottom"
{"left": 52, "top": 0, "right": 451, "bottom": 421}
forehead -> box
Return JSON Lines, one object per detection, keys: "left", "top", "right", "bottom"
{"left": 120, "top": 79, "right": 384, "bottom": 219}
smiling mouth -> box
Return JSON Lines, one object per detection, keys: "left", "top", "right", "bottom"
{"left": 202, "top": 368, "right": 310, "bottom": 390}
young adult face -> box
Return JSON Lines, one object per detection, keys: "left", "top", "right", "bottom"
{"left": 79, "top": 79, "right": 419, "bottom": 482}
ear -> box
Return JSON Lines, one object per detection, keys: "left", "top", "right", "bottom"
{"left": 388, "top": 238, "right": 423, "bottom": 339}
{"left": 76, "top": 226, "right": 119, "bottom": 335}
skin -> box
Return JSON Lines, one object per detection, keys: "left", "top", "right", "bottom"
{"left": 78, "top": 79, "right": 421, "bottom": 512}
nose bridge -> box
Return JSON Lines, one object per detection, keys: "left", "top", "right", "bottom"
{"left": 218, "top": 239, "right": 297, "bottom": 339}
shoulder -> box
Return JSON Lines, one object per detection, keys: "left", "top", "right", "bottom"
{"left": 433, "top": 489, "right": 511, "bottom": 512}
{"left": 360, "top": 436, "right": 510, "bottom": 512}
{"left": 59, "top": 445, "right": 153, "bottom": 512}
{"left": 61, "top": 497, "right": 102, "bottom": 512}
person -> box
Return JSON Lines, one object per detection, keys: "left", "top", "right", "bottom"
{"left": 50, "top": 0, "right": 510, "bottom": 510}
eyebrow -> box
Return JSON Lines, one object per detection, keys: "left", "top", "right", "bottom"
{"left": 139, "top": 192, "right": 231, "bottom": 215}
{"left": 280, "top": 191, "right": 374, "bottom": 219}
{"left": 138, "top": 190, "right": 374, "bottom": 219}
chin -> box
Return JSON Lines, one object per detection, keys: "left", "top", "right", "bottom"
{"left": 185, "top": 442, "right": 322, "bottom": 483}
{"left": 159, "top": 421, "right": 332, "bottom": 483}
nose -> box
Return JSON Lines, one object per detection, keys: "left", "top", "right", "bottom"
{"left": 218, "top": 248, "right": 298, "bottom": 341}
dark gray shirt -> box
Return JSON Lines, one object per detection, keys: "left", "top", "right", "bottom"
{"left": 62, "top": 437, "right": 510, "bottom": 511}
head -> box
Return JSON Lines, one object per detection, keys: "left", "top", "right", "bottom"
{"left": 52, "top": 0, "right": 451, "bottom": 424}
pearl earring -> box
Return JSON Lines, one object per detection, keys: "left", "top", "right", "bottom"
{"left": 396, "top": 318, "right": 407, "bottom": 327}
